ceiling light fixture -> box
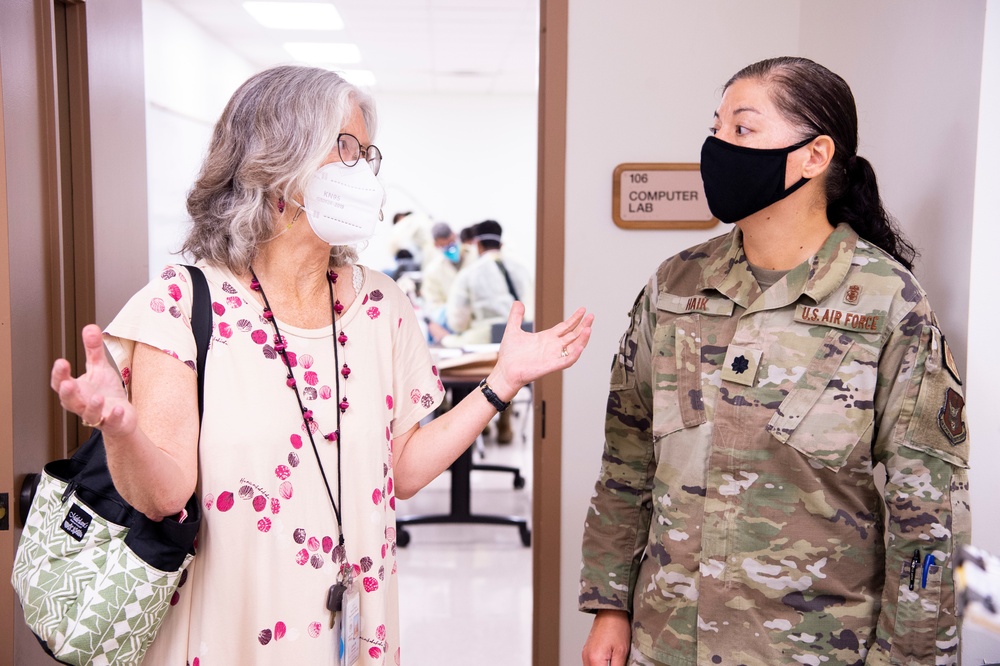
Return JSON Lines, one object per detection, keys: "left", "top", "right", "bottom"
{"left": 284, "top": 42, "right": 362, "bottom": 64}
{"left": 243, "top": 2, "right": 345, "bottom": 31}
{"left": 333, "top": 69, "right": 377, "bottom": 87}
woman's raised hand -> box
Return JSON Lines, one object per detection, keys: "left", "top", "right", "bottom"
{"left": 50, "top": 324, "right": 135, "bottom": 435}
{"left": 488, "top": 302, "right": 594, "bottom": 398}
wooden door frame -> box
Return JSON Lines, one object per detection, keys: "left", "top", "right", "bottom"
{"left": 1, "top": 51, "right": 16, "bottom": 666}
{"left": 50, "top": 0, "right": 96, "bottom": 459}
{"left": 532, "top": 0, "right": 568, "bottom": 663}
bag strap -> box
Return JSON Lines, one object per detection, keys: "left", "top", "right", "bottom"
{"left": 495, "top": 259, "right": 520, "bottom": 303}
{"left": 182, "top": 265, "right": 212, "bottom": 418}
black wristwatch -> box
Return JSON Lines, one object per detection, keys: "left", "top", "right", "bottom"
{"left": 478, "top": 378, "right": 510, "bottom": 412}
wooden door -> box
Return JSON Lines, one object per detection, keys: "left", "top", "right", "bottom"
{"left": 0, "top": 1, "right": 147, "bottom": 662}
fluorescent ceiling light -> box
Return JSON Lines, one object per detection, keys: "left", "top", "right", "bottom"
{"left": 284, "top": 42, "right": 361, "bottom": 64}
{"left": 333, "top": 69, "right": 377, "bottom": 87}
{"left": 243, "top": 2, "right": 344, "bottom": 30}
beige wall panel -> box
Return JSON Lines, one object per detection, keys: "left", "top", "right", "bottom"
{"left": 85, "top": 0, "right": 149, "bottom": 325}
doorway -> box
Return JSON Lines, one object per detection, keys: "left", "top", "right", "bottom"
{"left": 143, "top": 1, "right": 546, "bottom": 663}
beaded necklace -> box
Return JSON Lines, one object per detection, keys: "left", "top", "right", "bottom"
{"left": 249, "top": 267, "right": 353, "bottom": 575}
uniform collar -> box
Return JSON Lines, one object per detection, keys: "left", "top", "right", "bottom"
{"left": 698, "top": 223, "right": 858, "bottom": 311}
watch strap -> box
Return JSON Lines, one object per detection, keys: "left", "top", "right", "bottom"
{"left": 478, "top": 378, "right": 510, "bottom": 412}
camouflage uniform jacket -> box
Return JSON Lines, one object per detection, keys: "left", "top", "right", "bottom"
{"left": 580, "top": 223, "right": 971, "bottom": 666}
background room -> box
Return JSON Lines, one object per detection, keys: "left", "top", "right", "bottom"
{"left": 142, "top": 0, "right": 541, "bottom": 664}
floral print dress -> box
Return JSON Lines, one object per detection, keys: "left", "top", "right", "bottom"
{"left": 104, "top": 263, "right": 444, "bottom": 665}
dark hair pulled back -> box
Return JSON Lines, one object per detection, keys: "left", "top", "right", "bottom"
{"left": 726, "top": 57, "right": 917, "bottom": 271}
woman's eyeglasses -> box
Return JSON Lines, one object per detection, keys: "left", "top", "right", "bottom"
{"left": 337, "top": 133, "right": 382, "bottom": 175}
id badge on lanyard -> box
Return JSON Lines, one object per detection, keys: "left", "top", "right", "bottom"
{"left": 342, "top": 587, "right": 361, "bottom": 664}
{"left": 329, "top": 564, "right": 360, "bottom": 665}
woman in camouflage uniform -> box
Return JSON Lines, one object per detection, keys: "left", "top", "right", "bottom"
{"left": 580, "top": 57, "right": 970, "bottom": 666}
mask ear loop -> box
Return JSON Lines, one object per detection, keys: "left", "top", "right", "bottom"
{"left": 261, "top": 195, "right": 297, "bottom": 243}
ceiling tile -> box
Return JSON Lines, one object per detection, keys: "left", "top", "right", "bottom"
{"left": 159, "top": 0, "right": 538, "bottom": 95}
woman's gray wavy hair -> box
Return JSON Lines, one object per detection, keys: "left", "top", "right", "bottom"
{"left": 182, "top": 65, "right": 377, "bottom": 271}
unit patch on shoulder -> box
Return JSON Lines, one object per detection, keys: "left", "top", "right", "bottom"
{"left": 938, "top": 387, "right": 968, "bottom": 446}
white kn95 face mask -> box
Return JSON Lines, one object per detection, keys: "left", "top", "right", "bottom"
{"left": 297, "top": 161, "right": 386, "bottom": 246}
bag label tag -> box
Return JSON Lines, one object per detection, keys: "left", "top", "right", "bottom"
{"left": 61, "top": 503, "right": 92, "bottom": 541}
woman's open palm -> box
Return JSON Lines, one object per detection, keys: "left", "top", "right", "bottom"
{"left": 50, "top": 324, "right": 136, "bottom": 435}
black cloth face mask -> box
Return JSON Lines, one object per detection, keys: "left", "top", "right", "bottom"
{"left": 700, "top": 135, "right": 815, "bottom": 224}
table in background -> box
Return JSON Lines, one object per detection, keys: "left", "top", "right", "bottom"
{"left": 396, "top": 351, "right": 530, "bottom": 547}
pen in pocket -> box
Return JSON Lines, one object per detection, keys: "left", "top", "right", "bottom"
{"left": 922, "top": 553, "right": 936, "bottom": 589}
{"left": 909, "top": 549, "right": 920, "bottom": 591}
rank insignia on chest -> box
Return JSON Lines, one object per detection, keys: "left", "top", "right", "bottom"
{"left": 721, "top": 345, "right": 763, "bottom": 386}
{"left": 938, "top": 387, "right": 968, "bottom": 446}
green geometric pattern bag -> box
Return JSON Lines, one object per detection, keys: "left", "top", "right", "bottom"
{"left": 11, "top": 265, "right": 211, "bottom": 665}
{"left": 11, "top": 472, "right": 196, "bottom": 665}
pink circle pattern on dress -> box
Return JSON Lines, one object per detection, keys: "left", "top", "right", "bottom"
{"left": 146, "top": 266, "right": 441, "bottom": 661}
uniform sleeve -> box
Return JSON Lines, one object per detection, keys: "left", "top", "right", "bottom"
{"left": 387, "top": 275, "right": 446, "bottom": 436}
{"left": 103, "top": 265, "right": 202, "bottom": 390}
{"left": 867, "top": 306, "right": 971, "bottom": 666}
{"left": 579, "top": 285, "right": 657, "bottom": 614}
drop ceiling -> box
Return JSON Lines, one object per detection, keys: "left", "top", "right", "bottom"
{"left": 161, "top": 0, "right": 540, "bottom": 94}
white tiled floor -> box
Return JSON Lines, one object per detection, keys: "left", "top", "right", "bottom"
{"left": 396, "top": 405, "right": 534, "bottom": 666}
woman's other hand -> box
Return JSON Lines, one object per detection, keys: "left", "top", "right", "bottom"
{"left": 582, "top": 609, "right": 631, "bottom": 666}
{"left": 488, "top": 301, "right": 594, "bottom": 399}
{"left": 487, "top": 301, "right": 594, "bottom": 400}
{"left": 50, "top": 324, "right": 135, "bottom": 435}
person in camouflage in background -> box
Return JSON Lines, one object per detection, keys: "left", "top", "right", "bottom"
{"left": 580, "top": 57, "right": 971, "bottom": 666}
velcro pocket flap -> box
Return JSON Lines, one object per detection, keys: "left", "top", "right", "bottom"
{"left": 767, "top": 329, "right": 875, "bottom": 471}
{"left": 651, "top": 315, "right": 706, "bottom": 439}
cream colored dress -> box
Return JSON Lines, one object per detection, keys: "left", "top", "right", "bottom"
{"left": 105, "top": 263, "right": 444, "bottom": 666}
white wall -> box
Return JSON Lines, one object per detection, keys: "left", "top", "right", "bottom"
{"left": 968, "top": 1, "right": 1000, "bottom": 553}
{"left": 356, "top": 92, "right": 538, "bottom": 275}
{"left": 560, "top": 0, "right": 802, "bottom": 656}
{"left": 559, "top": 1, "right": 987, "bottom": 662}
{"left": 965, "top": 0, "right": 1000, "bottom": 636}
{"left": 799, "top": 0, "right": 984, "bottom": 375}
{"left": 143, "top": 0, "right": 257, "bottom": 276}
{"left": 142, "top": 0, "right": 538, "bottom": 282}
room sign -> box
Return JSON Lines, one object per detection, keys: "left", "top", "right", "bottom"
{"left": 612, "top": 163, "right": 718, "bottom": 230}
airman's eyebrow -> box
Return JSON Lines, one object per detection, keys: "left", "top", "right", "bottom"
{"left": 713, "top": 107, "right": 762, "bottom": 118}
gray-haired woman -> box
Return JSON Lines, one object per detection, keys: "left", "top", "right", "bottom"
{"left": 51, "top": 65, "right": 593, "bottom": 665}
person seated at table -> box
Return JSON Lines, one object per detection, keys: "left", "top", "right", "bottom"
{"left": 434, "top": 220, "right": 534, "bottom": 443}
{"left": 437, "top": 220, "right": 533, "bottom": 349}
{"left": 422, "top": 222, "right": 463, "bottom": 332}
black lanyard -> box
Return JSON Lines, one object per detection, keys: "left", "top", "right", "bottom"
{"left": 251, "top": 269, "right": 346, "bottom": 551}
